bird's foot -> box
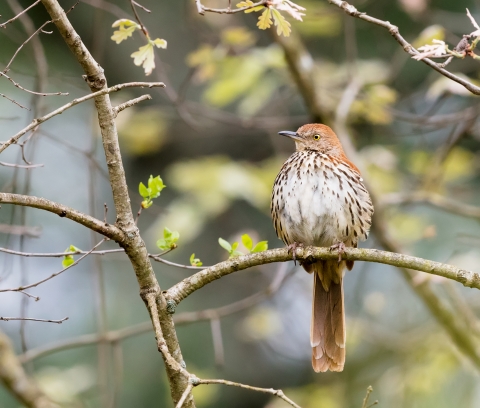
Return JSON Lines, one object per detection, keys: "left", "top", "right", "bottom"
{"left": 330, "top": 242, "right": 346, "bottom": 263}
{"left": 287, "top": 242, "right": 303, "bottom": 265}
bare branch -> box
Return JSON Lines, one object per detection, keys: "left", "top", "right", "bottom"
{"left": 0, "top": 193, "right": 124, "bottom": 241}
{"left": 193, "top": 378, "right": 301, "bottom": 408}
{"left": 0, "top": 72, "right": 67, "bottom": 96}
{"left": 167, "top": 247, "right": 480, "bottom": 304}
{"left": 0, "top": 224, "right": 41, "bottom": 237}
{"left": 19, "top": 267, "right": 291, "bottom": 363}
{"left": 382, "top": 192, "right": 480, "bottom": 221}
{"left": 0, "top": 93, "right": 29, "bottom": 110}
{"left": 3, "top": 20, "right": 52, "bottom": 72}
{"left": 0, "top": 161, "right": 43, "bottom": 169}
{"left": 0, "top": 239, "right": 106, "bottom": 292}
{"left": 0, "top": 316, "right": 68, "bottom": 324}
{"left": 195, "top": 0, "right": 268, "bottom": 15}
{"left": 112, "top": 94, "right": 152, "bottom": 118}
{"left": 0, "top": 0, "right": 41, "bottom": 28}
{"left": 0, "top": 82, "right": 165, "bottom": 153}
{"left": 327, "top": 0, "right": 480, "bottom": 95}
{"left": 0, "top": 330, "right": 59, "bottom": 408}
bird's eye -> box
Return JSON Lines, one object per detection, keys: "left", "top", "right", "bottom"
{"left": 313, "top": 134, "right": 320, "bottom": 140}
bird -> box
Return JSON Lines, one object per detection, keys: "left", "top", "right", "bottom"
{"left": 270, "top": 123, "right": 373, "bottom": 372}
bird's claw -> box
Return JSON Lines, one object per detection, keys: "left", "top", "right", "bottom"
{"left": 287, "top": 242, "right": 303, "bottom": 265}
{"left": 330, "top": 242, "right": 346, "bottom": 263}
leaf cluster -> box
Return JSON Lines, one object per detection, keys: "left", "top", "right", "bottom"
{"left": 139, "top": 175, "right": 166, "bottom": 209}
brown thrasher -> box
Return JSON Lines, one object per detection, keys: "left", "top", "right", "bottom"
{"left": 271, "top": 124, "right": 374, "bottom": 372}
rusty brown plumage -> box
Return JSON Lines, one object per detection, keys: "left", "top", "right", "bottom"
{"left": 271, "top": 124, "right": 373, "bottom": 372}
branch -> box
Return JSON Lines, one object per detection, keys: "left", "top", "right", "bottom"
{"left": 112, "top": 94, "right": 152, "bottom": 118}
{"left": 0, "top": 330, "right": 59, "bottom": 408}
{"left": 19, "top": 268, "right": 291, "bottom": 363}
{"left": 0, "top": 82, "right": 164, "bottom": 154}
{"left": 0, "top": 239, "right": 106, "bottom": 292}
{"left": 167, "top": 247, "right": 480, "bottom": 304}
{"left": 327, "top": 0, "right": 480, "bottom": 95}
{"left": 0, "top": 316, "right": 68, "bottom": 324}
{"left": 0, "top": 193, "right": 123, "bottom": 241}
{"left": 192, "top": 378, "right": 301, "bottom": 408}
{"left": 382, "top": 191, "right": 480, "bottom": 221}
{"left": 195, "top": 0, "right": 267, "bottom": 15}
{"left": 40, "top": 1, "right": 192, "bottom": 404}
{"left": 0, "top": 0, "right": 41, "bottom": 28}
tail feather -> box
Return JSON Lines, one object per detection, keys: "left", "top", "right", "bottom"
{"left": 310, "top": 260, "right": 346, "bottom": 373}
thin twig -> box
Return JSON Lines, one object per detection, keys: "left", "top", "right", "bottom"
{"left": 0, "top": 0, "right": 41, "bottom": 28}
{"left": 175, "top": 383, "right": 194, "bottom": 408}
{"left": 195, "top": 378, "right": 301, "bottom": 408}
{"left": 0, "top": 93, "right": 29, "bottom": 110}
{"left": 3, "top": 20, "right": 52, "bottom": 72}
{"left": 195, "top": 0, "right": 268, "bottom": 15}
{"left": 0, "top": 161, "right": 43, "bottom": 169}
{"left": 0, "top": 82, "right": 165, "bottom": 153}
{"left": 0, "top": 239, "right": 106, "bottom": 292}
{"left": 0, "top": 316, "right": 68, "bottom": 324}
{"left": 112, "top": 94, "right": 152, "bottom": 118}
{"left": 327, "top": 0, "right": 480, "bottom": 96}
{"left": 0, "top": 72, "right": 67, "bottom": 96}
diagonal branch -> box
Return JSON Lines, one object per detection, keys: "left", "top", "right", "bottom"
{"left": 0, "top": 82, "right": 164, "bottom": 154}
{"left": 327, "top": 0, "right": 480, "bottom": 95}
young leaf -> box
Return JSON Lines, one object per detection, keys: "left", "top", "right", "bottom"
{"left": 190, "top": 253, "right": 203, "bottom": 267}
{"left": 241, "top": 234, "right": 253, "bottom": 251}
{"left": 257, "top": 8, "right": 273, "bottom": 30}
{"left": 236, "top": 0, "right": 264, "bottom": 13}
{"left": 131, "top": 43, "right": 155, "bottom": 76}
{"left": 231, "top": 242, "right": 239, "bottom": 251}
{"left": 157, "top": 227, "right": 180, "bottom": 250}
{"left": 139, "top": 182, "right": 149, "bottom": 198}
{"left": 218, "top": 238, "right": 232, "bottom": 252}
{"left": 152, "top": 38, "right": 167, "bottom": 49}
{"left": 62, "top": 256, "right": 75, "bottom": 268}
{"left": 111, "top": 19, "right": 140, "bottom": 44}
{"left": 252, "top": 240, "right": 268, "bottom": 253}
{"left": 271, "top": 9, "right": 291, "bottom": 37}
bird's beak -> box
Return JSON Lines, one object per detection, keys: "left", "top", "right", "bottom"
{"left": 278, "top": 130, "right": 302, "bottom": 141}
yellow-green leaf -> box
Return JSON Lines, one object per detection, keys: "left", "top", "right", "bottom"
{"left": 152, "top": 38, "right": 167, "bottom": 49}
{"left": 271, "top": 8, "right": 291, "bottom": 37}
{"left": 257, "top": 8, "right": 273, "bottom": 30}
{"left": 131, "top": 43, "right": 155, "bottom": 75}
{"left": 236, "top": 0, "right": 264, "bottom": 13}
{"left": 111, "top": 19, "right": 140, "bottom": 44}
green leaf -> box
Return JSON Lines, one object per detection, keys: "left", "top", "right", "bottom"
{"left": 252, "top": 240, "right": 268, "bottom": 253}
{"left": 218, "top": 238, "right": 232, "bottom": 252}
{"left": 148, "top": 175, "right": 166, "bottom": 198}
{"left": 139, "top": 182, "right": 149, "bottom": 198}
{"left": 257, "top": 8, "right": 273, "bottom": 30}
{"left": 271, "top": 9, "right": 291, "bottom": 37}
{"left": 62, "top": 256, "right": 75, "bottom": 268}
{"left": 157, "top": 227, "right": 180, "bottom": 250}
{"left": 190, "top": 253, "right": 203, "bottom": 267}
{"left": 231, "top": 242, "right": 239, "bottom": 251}
{"left": 241, "top": 234, "right": 253, "bottom": 251}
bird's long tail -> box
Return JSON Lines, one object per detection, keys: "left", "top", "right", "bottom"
{"left": 308, "top": 260, "right": 346, "bottom": 372}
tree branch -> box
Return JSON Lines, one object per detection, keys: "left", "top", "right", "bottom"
{"left": 39, "top": 1, "right": 193, "bottom": 405}
{"left": 167, "top": 247, "right": 480, "bottom": 304}
{"left": 327, "top": 0, "right": 480, "bottom": 95}
{"left": 0, "top": 82, "right": 164, "bottom": 154}
{"left": 0, "top": 193, "right": 123, "bottom": 241}
{"left": 0, "top": 330, "right": 59, "bottom": 408}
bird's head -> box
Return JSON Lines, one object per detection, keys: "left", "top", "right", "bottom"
{"left": 278, "top": 124, "right": 344, "bottom": 156}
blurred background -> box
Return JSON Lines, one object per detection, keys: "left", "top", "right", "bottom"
{"left": 1, "top": 0, "right": 480, "bottom": 406}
